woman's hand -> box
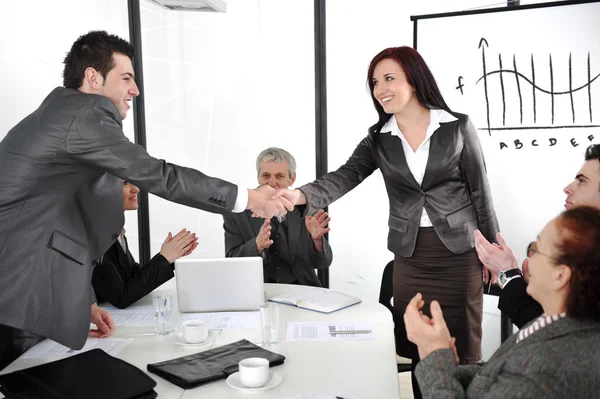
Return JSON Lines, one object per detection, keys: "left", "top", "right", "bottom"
{"left": 160, "top": 228, "right": 198, "bottom": 263}
{"left": 404, "top": 293, "right": 453, "bottom": 360}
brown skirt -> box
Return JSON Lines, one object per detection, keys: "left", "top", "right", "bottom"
{"left": 393, "top": 227, "right": 483, "bottom": 364}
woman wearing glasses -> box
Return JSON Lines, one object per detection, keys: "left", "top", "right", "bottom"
{"left": 404, "top": 206, "right": 600, "bottom": 398}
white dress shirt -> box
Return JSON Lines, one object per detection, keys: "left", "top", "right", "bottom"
{"left": 380, "top": 109, "right": 458, "bottom": 227}
{"left": 233, "top": 185, "right": 248, "bottom": 212}
{"left": 117, "top": 233, "right": 127, "bottom": 252}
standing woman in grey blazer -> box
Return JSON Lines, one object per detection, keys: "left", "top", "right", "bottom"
{"left": 277, "top": 46, "right": 499, "bottom": 398}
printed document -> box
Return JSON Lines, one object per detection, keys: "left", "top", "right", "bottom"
{"left": 286, "top": 322, "right": 374, "bottom": 341}
{"left": 22, "top": 338, "right": 133, "bottom": 360}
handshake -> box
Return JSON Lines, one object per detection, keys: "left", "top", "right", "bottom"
{"left": 246, "top": 185, "right": 305, "bottom": 218}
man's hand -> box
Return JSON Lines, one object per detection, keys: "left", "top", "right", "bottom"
{"left": 474, "top": 230, "right": 519, "bottom": 277}
{"left": 256, "top": 218, "right": 274, "bottom": 254}
{"left": 273, "top": 188, "right": 307, "bottom": 206}
{"left": 89, "top": 304, "right": 115, "bottom": 338}
{"left": 160, "top": 228, "right": 198, "bottom": 263}
{"left": 404, "top": 293, "right": 452, "bottom": 360}
{"left": 305, "top": 210, "right": 331, "bottom": 252}
{"left": 247, "top": 185, "right": 294, "bottom": 219}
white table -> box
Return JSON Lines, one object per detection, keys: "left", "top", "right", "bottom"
{"left": 1, "top": 281, "right": 400, "bottom": 399}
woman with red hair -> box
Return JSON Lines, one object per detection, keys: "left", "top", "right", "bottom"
{"left": 405, "top": 206, "right": 600, "bottom": 398}
{"left": 277, "top": 46, "right": 499, "bottom": 398}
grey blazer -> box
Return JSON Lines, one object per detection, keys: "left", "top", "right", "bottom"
{"left": 299, "top": 113, "right": 499, "bottom": 257}
{"left": 222, "top": 208, "right": 332, "bottom": 287}
{"left": 0, "top": 87, "right": 237, "bottom": 349}
{"left": 415, "top": 317, "right": 600, "bottom": 398}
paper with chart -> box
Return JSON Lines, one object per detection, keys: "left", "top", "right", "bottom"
{"left": 22, "top": 338, "right": 133, "bottom": 360}
{"left": 178, "top": 311, "right": 259, "bottom": 330}
{"left": 286, "top": 322, "right": 374, "bottom": 341}
{"left": 99, "top": 305, "right": 155, "bottom": 326}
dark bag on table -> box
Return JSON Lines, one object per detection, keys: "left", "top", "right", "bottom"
{"left": 0, "top": 348, "right": 157, "bottom": 399}
{"left": 147, "top": 339, "right": 285, "bottom": 389}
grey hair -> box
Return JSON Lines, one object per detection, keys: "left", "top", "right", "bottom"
{"left": 256, "top": 147, "right": 296, "bottom": 178}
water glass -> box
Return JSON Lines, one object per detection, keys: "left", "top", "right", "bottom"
{"left": 260, "top": 302, "right": 279, "bottom": 346}
{"left": 153, "top": 294, "right": 172, "bottom": 335}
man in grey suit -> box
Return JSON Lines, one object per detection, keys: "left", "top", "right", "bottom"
{"left": 223, "top": 148, "right": 332, "bottom": 287}
{"left": 0, "top": 31, "right": 291, "bottom": 369}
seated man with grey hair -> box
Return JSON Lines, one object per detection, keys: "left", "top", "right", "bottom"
{"left": 223, "top": 147, "right": 333, "bottom": 287}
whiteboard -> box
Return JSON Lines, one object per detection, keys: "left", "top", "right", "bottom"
{"left": 414, "top": 1, "right": 600, "bottom": 264}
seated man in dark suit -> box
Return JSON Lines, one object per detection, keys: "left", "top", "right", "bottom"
{"left": 474, "top": 144, "right": 600, "bottom": 328}
{"left": 92, "top": 181, "right": 198, "bottom": 309}
{"left": 223, "top": 148, "right": 332, "bottom": 287}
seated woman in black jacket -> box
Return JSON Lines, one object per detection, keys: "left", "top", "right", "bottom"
{"left": 92, "top": 181, "right": 198, "bottom": 308}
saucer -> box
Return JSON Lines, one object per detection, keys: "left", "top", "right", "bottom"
{"left": 226, "top": 371, "right": 282, "bottom": 392}
{"left": 171, "top": 329, "right": 218, "bottom": 347}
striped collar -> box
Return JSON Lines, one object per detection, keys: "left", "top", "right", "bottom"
{"left": 516, "top": 312, "right": 567, "bottom": 343}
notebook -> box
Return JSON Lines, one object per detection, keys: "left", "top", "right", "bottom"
{"left": 269, "top": 288, "right": 361, "bottom": 314}
{"left": 175, "top": 257, "right": 264, "bottom": 312}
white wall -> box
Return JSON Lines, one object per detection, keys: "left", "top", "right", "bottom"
{"left": 0, "top": 1, "right": 133, "bottom": 142}
{"left": 135, "top": 0, "right": 316, "bottom": 260}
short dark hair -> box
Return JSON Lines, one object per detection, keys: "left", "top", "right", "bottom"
{"left": 555, "top": 206, "right": 600, "bottom": 322}
{"left": 63, "top": 31, "right": 135, "bottom": 89}
{"left": 584, "top": 144, "right": 600, "bottom": 162}
{"left": 366, "top": 47, "right": 450, "bottom": 135}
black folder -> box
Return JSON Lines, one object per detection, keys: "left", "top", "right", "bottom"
{"left": 0, "top": 349, "right": 157, "bottom": 399}
{"left": 147, "top": 339, "right": 285, "bottom": 389}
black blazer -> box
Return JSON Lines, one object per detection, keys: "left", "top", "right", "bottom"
{"left": 92, "top": 237, "right": 174, "bottom": 309}
{"left": 498, "top": 278, "right": 543, "bottom": 328}
{"left": 299, "top": 112, "right": 499, "bottom": 257}
{"left": 222, "top": 208, "right": 332, "bottom": 287}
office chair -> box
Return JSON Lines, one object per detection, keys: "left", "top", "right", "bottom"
{"left": 379, "top": 260, "right": 412, "bottom": 373}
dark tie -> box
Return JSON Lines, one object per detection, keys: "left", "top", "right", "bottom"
{"left": 270, "top": 216, "right": 280, "bottom": 233}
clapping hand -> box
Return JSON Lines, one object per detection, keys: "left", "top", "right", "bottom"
{"left": 404, "top": 293, "right": 453, "bottom": 361}
{"left": 474, "top": 230, "right": 518, "bottom": 283}
{"left": 255, "top": 218, "right": 274, "bottom": 254}
{"left": 160, "top": 228, "right": 198, "bottom": 263}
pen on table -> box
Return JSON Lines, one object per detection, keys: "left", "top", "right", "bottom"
{"left": 329, "top": 330, "right": 372, "bottom": 334}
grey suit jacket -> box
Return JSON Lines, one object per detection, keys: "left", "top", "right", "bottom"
{"left": 0, "top": 87, "right": 237, "bottom": 349}
{"left": 299, "top": 113, "right": 499, "bottom": 257}
{"left": 415, "top": 317, "right": 600, "bottom": 398}
{"left": 222, "top": 208, "right": 332, "bottom": 287}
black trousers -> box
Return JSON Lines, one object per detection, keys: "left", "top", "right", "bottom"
{"left": 0, "top": 324, "right": 43, "bottom": 371}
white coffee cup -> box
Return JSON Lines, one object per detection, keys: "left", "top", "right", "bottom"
{"left": 181, "top": 319, "right": 208, "bottom": 344}
{"left": 238, "top": 357, "right": 270, "bottom": 388}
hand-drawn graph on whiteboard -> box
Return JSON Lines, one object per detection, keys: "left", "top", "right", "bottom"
{"left": 465, "top": 37, "right": 600, "bottom": 137}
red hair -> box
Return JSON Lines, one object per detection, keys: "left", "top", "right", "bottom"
{"left": 366, "top": 47, "right": 450, "bottom": 135}
{"left": 555, "top": 206, "right": 600, "bottom": 321}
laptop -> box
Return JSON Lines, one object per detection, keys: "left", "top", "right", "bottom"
{"left": 175, "top": 257, "right": 264, "bottom": 313}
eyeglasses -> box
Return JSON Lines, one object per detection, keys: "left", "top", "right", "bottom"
{"left": 527, "top": 241, "right": 558, "bottom": 262}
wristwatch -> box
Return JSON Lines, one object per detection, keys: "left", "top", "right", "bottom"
{"left": 498, "top": 268, "right": 523, "bottom": 288}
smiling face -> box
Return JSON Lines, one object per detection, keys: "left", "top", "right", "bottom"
{"left": 122, "top": 181, "right": 140, "bottom": 211}
{"left": 257, "top": 161, "right": 296, "bottom": 190}
{"left": 563, "top": 160, "right": 600, "bottom": 210}
{"left": 95, "top": 53, "right": 140, "bottom": 120}
{"left": 371, "top": 58, "right": 419, "bottom": 116}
